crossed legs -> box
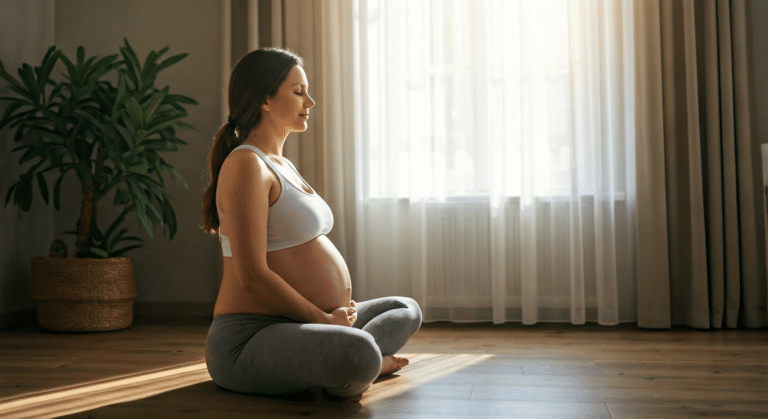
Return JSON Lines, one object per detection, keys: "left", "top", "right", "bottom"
{"left": 205, "top": 296, "right": 422, "bottom": 398}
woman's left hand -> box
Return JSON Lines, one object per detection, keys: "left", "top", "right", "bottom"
{"left": 348, "top": 300, "right": 357, "bottom": 326}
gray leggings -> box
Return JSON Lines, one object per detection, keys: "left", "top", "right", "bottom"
{"left": 205, "top": 296, "right": 422, "bottom": 398}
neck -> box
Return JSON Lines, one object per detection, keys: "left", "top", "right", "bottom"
{"left": 243, "top": 121, "right": 291, "bottom": 156}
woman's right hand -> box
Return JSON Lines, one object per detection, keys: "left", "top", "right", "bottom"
{"left": 326, "top": 305, "right": 356, "bottom": 326}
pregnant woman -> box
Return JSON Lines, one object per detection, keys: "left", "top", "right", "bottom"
{"left": 201, "top": 47, "right": 422, "bottom": 400}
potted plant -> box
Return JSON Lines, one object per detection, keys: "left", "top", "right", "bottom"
{"left": 0, "top": 39, "right": 197, "bottom": 331}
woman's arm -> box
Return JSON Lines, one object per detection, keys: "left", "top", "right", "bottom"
{"left": 219, "top": 149, "right": 348, "bottom": 324}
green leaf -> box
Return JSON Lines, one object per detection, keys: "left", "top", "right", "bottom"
{"left": 126, "top": 178, "right": 157, "bottom": 218}
{"left": 164, "top": 93, "right": 199, "bottom": 105}
{"left": 18, "top": 64, "right": 40, "bottom": 102}
{"left": 134, "top": 129, "right": 148, "bottom": 144}
{"left": 119, "top": 235, "right": 143, "bottom": 243}
{"left": 145, "top": 111, "right": 184, "bottom": 132}
{"left": 58, "top": 53, "right": 79, "bottom": 83}
{"left": 88, "top": 247, "right": 110, "bottom": 258}
{"left": 113, "top": 187, "right": 130, "bottom": 205}
{"left": 76, "top": 46, "right": 85, "bottom": 69}
{"left": 28, "top": 127, "right": 66, "bottom": 144}
{"left": 0, "top": 101, "right": 28, "bottom": 129}
{"left": 146, "top": 199, "right": 162, "bottom": 223}
{"left": 111, "top": 244, "right": 143, "bottom": 257}
{"left": 18, "top": 145, "right": 37, "bottom": 164}
{"left": 136, "top": 205, "right": 154, "bottom": 239}
{"left": 36, "top": 47, "right": 60, "bottom": 96}
{"left": 169, "top": 167, "right": 188, "bottom": 190}
{"left": 0, "top": 59, "right": 25, "bottom": 91}
{"left": 106, "top": 228, "right": 127, "bottom": 250}
{"left": 52, "top": 171, "right": 67, "bottom": 210}
{"left": 175, "top": 121, "right": 195, "bottom": 131}
{"left": 4, "top": 182, "right": 18, "bottom": 207}
{"left": 104, "top": 207, "right": 130, "bottom": 248}
{"left": 37, "top": 105, "right": 69, "bottom": 134}
{"left": 119, "top": 56, "right": 138, "bottom": 91}
{"left": 10, "top": 143, "right": 28, "bottom": 153}
{"left": 48, "top": 82, "right": 65, "bottom": 103}
{"left": 128, "top": 163, "right": 148, "bottom": 174}
{"left": 120, "top": 38, "right": 143, "bottom": 91}
{"left": 82, "top": 55, "right": 97, "bottom": 77}
{"left": 86, "top": 54, "right": 120, "bottom": 81}
{"left": 142, "top": 92, "right": 165, "bottom": 123}
{"left": 4, "top": 83, "right": 36, "bottom": 102}
{"left": 144, "top": 49, "right": 159, "bottom": 70}
{"left": 115, "top": 124, "right": 133, "bottom": 146}
{"left": 112, "top": 72, "right": 128, "bottom": 118}
{"left": 74, "top": 82, "right": 97, "bottom": 99}
{"left": 154, "top": 45, "right": 170, "bottom": 60}
{"left": 126, "top": 96, "right": 143, "bottom": 127}
{"left": 155, "top": 53, "right": 188, "bottom": 74}
{"left": 40, "top": 45, "right": 57, "bottom": 66}
{"left": 17, "top": 175, "right": 33, "bottom": 212}
{"left": 36, "top": 172, "right": 49, "bottom": 205}
{"left": 73, "top": 109, "right": 104, "bottom": 133}
{"left": 133, "top": 172, "right": 164, "bottom": 189}
{"left": 2, "top": 110, "right": 37, "bottom": 131}
{"left": 129, "top": 178, "right": 164, "bottom": 224}
{"left": 160, "top": 198, "right": 177, "bottom": 238}
{"left": 148, "top": 182, "right": 164, "bottom": 199}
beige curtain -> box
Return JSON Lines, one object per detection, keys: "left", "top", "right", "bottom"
{"left": 634, "top": 0, "right": 767, "bottom": 328}
{"left": 283, "top": 0, "right": 636, "bottom": 324}
{"left": 280, "top": 0, "right": 359, "bottom": 263}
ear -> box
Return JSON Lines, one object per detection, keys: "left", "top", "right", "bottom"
{"left": 261, "top": 99, "right": 270, "bottom": 112}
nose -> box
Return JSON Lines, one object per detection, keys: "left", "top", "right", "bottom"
{"left": 305, "top": 94, "right": 315, "bottom": 109}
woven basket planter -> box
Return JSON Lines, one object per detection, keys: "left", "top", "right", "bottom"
{"left": 31, "top": 256, "right": 138, "bottom": 332}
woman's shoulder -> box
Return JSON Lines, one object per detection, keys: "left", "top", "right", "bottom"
{"left": 221, "top": 146, "right": 268, "bottom": 177}
{"left": 218, "top": 147, "right": 277, "bottom": 205}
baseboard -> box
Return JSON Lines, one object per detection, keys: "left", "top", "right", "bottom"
{"left": 133, "top": 301, "right": 214, "bottom": 321}
{"left": 0, "top": 308, "right": 36, "bottom": 330}
{"left": 0, "top": 303, "right": 213, "bottom": 330}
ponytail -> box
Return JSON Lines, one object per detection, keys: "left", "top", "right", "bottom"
{"left": 201, "top": 121, "right": 241, "bottom": 234}
{"left": 201, "top": 47, "right": 303, "bottom": 234}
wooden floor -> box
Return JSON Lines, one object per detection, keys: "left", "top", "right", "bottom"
{"left": 1, "top": 319, "right": 767, "bottom": 418}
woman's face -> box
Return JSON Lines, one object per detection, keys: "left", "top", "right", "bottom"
{"left": 263, "top": 65, "right": 315, "bottom": 134}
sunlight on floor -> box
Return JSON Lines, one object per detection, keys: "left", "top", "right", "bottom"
{"left": 0, "top": 352, "right": 493, "bottom": 418}
{"left": 363, "top": 353, "right": 494, "bottom": 403}
{"left": 0, "top": 361, "right": 210, "bottom": 419}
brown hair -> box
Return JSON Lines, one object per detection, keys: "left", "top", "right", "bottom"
{"left": 202, "top": 47, "right": 303, "bottom": 234}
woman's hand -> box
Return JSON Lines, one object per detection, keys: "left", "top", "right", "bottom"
{"left": 349, "top": 300, "right": 357, "bottom": 326}
{"left": 326, "top": 303, "right": 357, "bottom": 326}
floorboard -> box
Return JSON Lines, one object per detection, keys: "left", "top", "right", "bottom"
{"left": 1, "top": 320, "right": 766, "bottom": 418}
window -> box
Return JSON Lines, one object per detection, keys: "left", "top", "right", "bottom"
{"left": 356, "top": 0, "right": 632, "bottom": 201}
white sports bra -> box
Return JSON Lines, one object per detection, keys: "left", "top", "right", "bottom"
{"left": 218, "top": 144, "right": 333, "bottom": 255}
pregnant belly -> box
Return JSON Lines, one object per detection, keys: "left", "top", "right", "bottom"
{"left": 267, "top": 235, "right": 352, "bottom": 313}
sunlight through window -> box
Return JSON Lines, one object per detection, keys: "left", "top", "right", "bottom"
{"left": 357, "top": 0, "right": 628, "bottom": 200}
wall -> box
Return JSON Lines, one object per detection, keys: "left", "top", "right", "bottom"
{"left": 0, "top": 0, "right": 226, "bottom": 325}
{"left": 1, "top": 0, "right": 766, "bottom": 324}
{"left": 0, "top": 0, "right": 56, "bottom": 326}
{"left": 53, "top": 0, "right": 224, "bottom": 309}
{"left": 0, "top": 0, "right": 272, "bottom": 326}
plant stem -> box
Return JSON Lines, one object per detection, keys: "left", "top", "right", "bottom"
{"left": 76, "top": 182, "right": 94, "bottom": 257}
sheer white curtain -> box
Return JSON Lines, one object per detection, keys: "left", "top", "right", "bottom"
{"left": 284, "top": 0, "right": 637, "bottom": 324}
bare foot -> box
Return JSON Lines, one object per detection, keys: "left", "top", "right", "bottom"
{"left": 379, "top": 355, "right": 409, "bottom": 377}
